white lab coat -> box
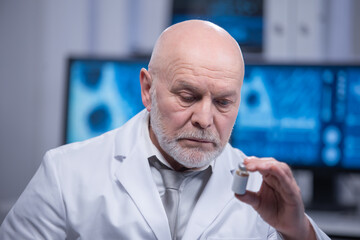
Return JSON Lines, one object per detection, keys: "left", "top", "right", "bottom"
{"left": 0, "top": 110, "right": 329, "bottom": 240}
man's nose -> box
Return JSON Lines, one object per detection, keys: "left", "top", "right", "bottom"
{"left": 191, "top": 99, "right": 214, "bottom": 129}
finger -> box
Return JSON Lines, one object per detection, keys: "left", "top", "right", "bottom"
{"left": 244, "top": 157, "right": 300, "bottom": 200}
{"left": 262, "top": 174, "right": 281, "bottom": 191}
{"left": 245, "top": 158, "right": 290, "bottom": 184}
{"left": 262, "top": 173, "right": 300, "bottom": 203}
{"left": 235, "top": 190, "right": 260, "bottom": 210}
{"left": 245, "top": 157, "right": 289, "bottom": 174}
{"left": 245, "top": 157, "right": 293, "bottom": 184}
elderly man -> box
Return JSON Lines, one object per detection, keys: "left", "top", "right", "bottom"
{"left": 0, "top": 20, "right": 329, "bottom": 239}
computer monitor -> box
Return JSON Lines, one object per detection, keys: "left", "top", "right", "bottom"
{"left": 172, "top": 0, "right": 263, "bottom": 53}
{"left": 231, "top": 63, "right": 360, "bottom": 210}
{"left": 65, "top": 58, "right": 148, "bottom": 144}
{"left": 65, "top": 58, "right": 360, "bottom": 210}
{"left": 232, "top": 64, "right": 360, "bottom": 170}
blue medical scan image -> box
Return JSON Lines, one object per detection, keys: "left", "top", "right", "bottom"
{"left": 66, "top": 60, "right": 360, "bottom": 170}
{"left": 231, "top": 65, "right": 360, "bottom": 170}
{"left": 66, "top": 59, "right": 147, "bottom": 143}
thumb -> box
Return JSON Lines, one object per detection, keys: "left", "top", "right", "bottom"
{"left": 235, "top": 190, "right": 259, "bottom": 209}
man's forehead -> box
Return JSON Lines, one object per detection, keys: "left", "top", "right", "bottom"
{"left": 171, "top": 78, "right": 241, "bottom": 96}
{"left": 163, "top": 53, "right": 243, "bottom": 77}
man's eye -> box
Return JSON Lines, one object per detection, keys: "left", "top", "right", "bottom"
{"left": 216, "top": 99, "right": 231, "bottom": 107}
{"left": 179, "top": 94, "right": 196, "bottom": 103}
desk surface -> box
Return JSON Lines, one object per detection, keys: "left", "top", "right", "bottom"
{"left": 307, "top": 210, "right": 360, "bottom": 238}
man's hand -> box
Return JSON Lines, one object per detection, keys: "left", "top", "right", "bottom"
{"left": 235, "top": 157, "right": 316, "bottom": 240}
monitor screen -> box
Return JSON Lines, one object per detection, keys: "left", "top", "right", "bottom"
{"left": 172, "top": 0, "right": 263, "bottom": 53}
{"left": 65, "top": 58, "right": 360, "bottom": 171}
{"left": 231, "top": 64, "right": 360, "bottom": 171}
{"left": 65, "top": 58, "right": 148, "bottom": 143}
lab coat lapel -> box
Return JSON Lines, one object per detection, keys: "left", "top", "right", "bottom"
{"left": 113, "top": 111, "right": 171, "bottom": 240}
{"left": 182, "top": 150, "right": 235, "bottom": 239}
{"left": 114, "top": 149, "right": 171, "bottom": 240}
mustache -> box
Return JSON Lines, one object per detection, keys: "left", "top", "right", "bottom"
{"left": 176, "top": 130, "right": 220, "bottom": 145}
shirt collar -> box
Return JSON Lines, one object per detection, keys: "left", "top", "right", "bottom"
{"left": 143, "top": 112, "right": 214, "bottom": 172}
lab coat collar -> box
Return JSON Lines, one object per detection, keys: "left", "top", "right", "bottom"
{"left": 182, "top": 145, "right": 235, "bottom": 239}
{"left": 113, "top": 110, "right": 172, "bottom": 240}
{"left": 112, "top": 110, "right": 238, "bottom": 239}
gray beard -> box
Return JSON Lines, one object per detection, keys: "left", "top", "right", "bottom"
{"left": 149, "top": 89, "right": 226, "bottom": 169}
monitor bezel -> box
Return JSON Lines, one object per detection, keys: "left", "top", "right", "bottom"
{"left": 239, "top": 60, "right": 360, "bottom": 173}
{"left": 63, "top": 57, "right": 360, "bottom": 173}
{"left": 63, "top": 56, "right": 150, "bottom": 145}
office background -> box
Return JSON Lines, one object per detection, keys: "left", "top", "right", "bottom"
{"left": 1, "top": 0, "right": 360, "bottom": 238}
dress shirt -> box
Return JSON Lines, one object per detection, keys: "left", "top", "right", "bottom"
{"left": 143, "top": 117, "right": 213, "bottom": 239}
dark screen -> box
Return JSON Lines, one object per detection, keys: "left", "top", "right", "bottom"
{"left": 172, "top": 0, "right": 263, "bottom": 52}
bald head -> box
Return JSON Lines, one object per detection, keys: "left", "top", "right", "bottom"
{"left": 148, "top": 20, "right": 244, "bottom": 81}
{"left": 140, "top": 20, "right": 245, "bottom": 170}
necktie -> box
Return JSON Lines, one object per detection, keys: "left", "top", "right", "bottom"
{"left": 161, "top": 167, "right": 185, "bottom": 238}
{"left": 149, "top": 156, "right": 185, "bottom": 239}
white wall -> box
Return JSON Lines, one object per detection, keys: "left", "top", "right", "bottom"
{"left": 0, "top": 0, "right": 44, "bottom": 217}
{"left": 0, "top": 0, "right": 171, "bottom": 222}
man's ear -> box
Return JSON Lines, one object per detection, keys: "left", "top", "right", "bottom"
{"left": 140, "top": 68, "right": 152, "bottom": 112}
